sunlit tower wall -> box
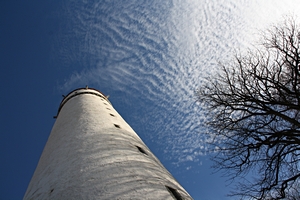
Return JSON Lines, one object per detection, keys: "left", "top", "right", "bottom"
{"left": 24, "top": 88, "right": 192, "bottom": 200}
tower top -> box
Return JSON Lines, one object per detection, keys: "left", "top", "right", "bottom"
{"left": 56, "top": 87, "right": 110, "bottom": 117}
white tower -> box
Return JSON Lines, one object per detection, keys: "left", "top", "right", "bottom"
{"left": 24, "top": 88, "right": 192, "bottom": 199}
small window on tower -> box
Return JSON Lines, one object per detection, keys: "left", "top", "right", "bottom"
{"left": 104, "top": 102, "right": 107, "bottom": 105}
{"left": 136, "top": 146, "right": 147, "bottom": 155}
{"left": 114, "top": 124, "right": 120, "bottom": 128}
{"left": 106, "top": 108, "right": 111, "bottom": 110}
{"left": 165, "top": 186, "right": 183, "bottom": 200}
{"left": 110, "top": 113, "right": 115, "bottom": 117}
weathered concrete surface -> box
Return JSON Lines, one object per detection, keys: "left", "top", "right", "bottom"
{"left": 24, "top": 88, "right": 192, "bottom": 200}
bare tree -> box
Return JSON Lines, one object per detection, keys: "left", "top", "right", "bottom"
{"left": 196, "top": 19, "right": 300, "bottom": 199}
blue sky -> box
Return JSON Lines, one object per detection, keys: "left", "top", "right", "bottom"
{"left": 1, "top": 1, "right": 299, "bottom": 199}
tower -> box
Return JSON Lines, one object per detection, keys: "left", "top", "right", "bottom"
{"left": 24, "top": 88, "right": 192, "bottom": 199}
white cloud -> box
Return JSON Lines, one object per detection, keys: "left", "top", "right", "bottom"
{"left": 55, "top": 0, "right": 300, "bottom": 167}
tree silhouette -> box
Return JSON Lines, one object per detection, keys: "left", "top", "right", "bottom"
{"left": 197, "top": 19, "right": 300, "bottom": 199}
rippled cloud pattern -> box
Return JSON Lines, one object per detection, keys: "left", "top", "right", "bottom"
{"left": 53, "top": 0, "right": 299, "bottom": 169}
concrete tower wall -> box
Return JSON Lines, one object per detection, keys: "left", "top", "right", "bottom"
{"left": 24, "top": 88, "right": 192, "bottom": 199}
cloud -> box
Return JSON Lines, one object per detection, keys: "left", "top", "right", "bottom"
{"left": 53, "top": 0, "right": 300, "bottom": 167}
